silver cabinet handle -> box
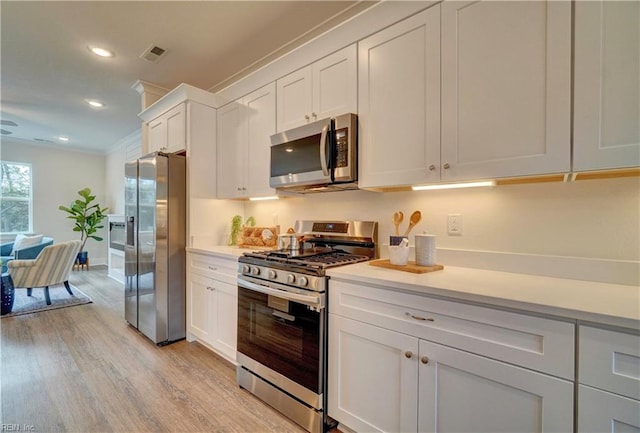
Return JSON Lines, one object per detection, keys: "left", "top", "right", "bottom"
{"left": 406, "top": 312, "right": 435, "bottom": 322}
{"left": 206, "top": 286, "right": 215, "bottom": 291}
{"left": 429, "top": 165, "right": 436, "bottom": 171}
{"left": 421, "top": 356, "right": 429, "bottom": 365}
{"left": 208, "top": 266, "right": 217, "bottom": 271}
{"left": 405, "top": 351, "right": 413, "bottom": 359}
{"left": 312, "top": 112, "right": 317, "bottom": 119}
{"left": 305, "top": 114, "right": 310, "bottom": 121}
{"left": 443, "top": 163, "right": 450, "bottom": 169}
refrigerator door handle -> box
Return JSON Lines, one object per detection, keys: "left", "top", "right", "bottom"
{"left": 126, "top": 216, "right": 135, "bottom": 246}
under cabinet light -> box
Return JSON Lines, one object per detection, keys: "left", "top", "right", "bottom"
{"left": 58, "top": 136, "right": 69, "bottom": 142}
{"left": 86, "top": 100, "right": 105, "bottom": 108}
{"left": 249, "top": 196, "right": 279, "bottom": 201}
{"left": 412, "top": 181, "right": 496, "bottom": 191}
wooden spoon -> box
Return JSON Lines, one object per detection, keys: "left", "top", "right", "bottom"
{"left": 392, "top": 211, "right": 404, "bottom": 236}
{"left": 403, "top": 210, "right": 422, "bottom": 237}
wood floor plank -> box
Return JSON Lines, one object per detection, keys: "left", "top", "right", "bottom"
{"left": 1, "top": 266, "right": 307, "bottom": 433}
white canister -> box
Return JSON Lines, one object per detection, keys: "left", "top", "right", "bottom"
{"left": 415, "top": 234, "right": 436, "bottom": 266}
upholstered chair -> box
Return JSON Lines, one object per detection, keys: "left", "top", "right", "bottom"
{"left": 8, "top": 240, "right": 82, "bottom": 305}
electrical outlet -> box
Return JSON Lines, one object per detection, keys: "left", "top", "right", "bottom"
{"left": 447, "top": 214, "right": 462, "bottom": 236}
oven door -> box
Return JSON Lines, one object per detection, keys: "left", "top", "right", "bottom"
{"left": 237, "top": 276, "right": 325, "bottom": 407}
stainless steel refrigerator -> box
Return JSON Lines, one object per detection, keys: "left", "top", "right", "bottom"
{"left": 124, "top": 152, "right": 186, "bottom": 345}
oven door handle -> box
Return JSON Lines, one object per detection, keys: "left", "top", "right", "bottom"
{"left": 238, "top": 278, "right": 324, "bottom": 309}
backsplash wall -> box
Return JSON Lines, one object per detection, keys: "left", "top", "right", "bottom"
{"left": 242, "top": 176, "right": 639, "bottom": 262}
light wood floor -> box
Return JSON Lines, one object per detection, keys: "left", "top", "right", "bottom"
{"left": 1, "top": 266, "right": 308, "bottom": 433}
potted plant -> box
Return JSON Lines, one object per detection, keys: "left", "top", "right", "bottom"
{"left": 58, "top": 187, "right": 108, "bottom": 267}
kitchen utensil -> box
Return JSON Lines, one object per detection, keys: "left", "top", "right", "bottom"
{"left": 392, "top": 211, "right": 404, "bottom": 236}
{"left": 403, "top": 210, "right": 422, "bottom": 237}
{"left": 278, "top": 233, "right": 303, "bottom": 251}
{"left": 388, "top": 238, "right": 410, "bottom": 265}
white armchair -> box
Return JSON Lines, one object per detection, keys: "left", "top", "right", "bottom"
{"left": 8, "top": 240, "right": 82, "bottom": 305}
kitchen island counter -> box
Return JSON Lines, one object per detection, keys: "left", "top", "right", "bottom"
{"left": 327, "top": 262, "right": 640, "bottom": 330}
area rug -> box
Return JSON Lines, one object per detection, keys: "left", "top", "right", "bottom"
{"left": 1, "top": 284, "right": 92, "bottom": 317}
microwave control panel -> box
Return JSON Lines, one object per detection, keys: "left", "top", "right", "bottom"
{"left": 335, "top": 128, "right": 349, "bottom": 167}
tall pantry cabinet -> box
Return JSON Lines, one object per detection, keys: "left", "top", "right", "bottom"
{"left": 358, "top": 1, "right": 572, "bottom": 189}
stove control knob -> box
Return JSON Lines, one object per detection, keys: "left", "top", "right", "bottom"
{"left": 299, "top": 276, "right": 309, "bottom": 287}
{"left": 251, "top": 267, "right": 261, "bottom": 276}
{"left": 242, "top": 265, "right": 250, "bottom": 274}
{"left": 287, "top": 274, "right": 296, "bottom": 284}
{"left": 268, "top": 270, "right": 277, "bottom": 279}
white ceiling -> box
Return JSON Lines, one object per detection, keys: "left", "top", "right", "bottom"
{"left": 0, "top": 1, "right": 374, "bottom": 154}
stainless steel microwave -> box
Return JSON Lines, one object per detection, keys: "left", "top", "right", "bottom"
{"left": 270, "top": 113, "right": 357, "bottom": 192}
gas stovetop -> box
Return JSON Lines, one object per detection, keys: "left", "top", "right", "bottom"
{"left": 238, "top": 220, "right": 378, "bottom": 292}
{"left": 241, "top": 248, "right": 371, "bottom": 270}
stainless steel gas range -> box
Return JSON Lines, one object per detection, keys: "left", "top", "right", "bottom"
{"left": 236, "top": 221, "right": 378, "bottom": 433}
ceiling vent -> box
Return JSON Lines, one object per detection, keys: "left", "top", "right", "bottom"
{"left": 140, "top": 44, "right": 167, "bottom": 63}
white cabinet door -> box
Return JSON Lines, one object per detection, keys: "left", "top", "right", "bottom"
{"left": 210, "top": 279, "right": 237, "bottom": 362}
{"left": 277, "top": 44, "right": 357, "bottom": 132}
{"left": 277, "top": 66, "right": 313, "bottom": 131}
{"left": 578, "top": 385, "right": 640, "bottom": 433}
{"left": 312, "top": 44, "right": 357, "bottom": 121}
{"left": 441, "top": 0, "right": 571, "bottom": 181}
{"left": 216, "top": 100, "right": 246, "bottom": 198}
{"left": 148, "top": 117, "right": 166, "bottom": 154}
{"left": 358, "top": 7, "right": 441, "bottom": 188}
{"left": 418, "top": 340, "right": 574, "bottom": 433}
{"left": 187, "top": 272, "right": 212, "bottom": 343}
{"left": 147, "top": 103, "right": 187, "bottom": 154}
{"left": 245, "top": 83, "right": 276, "bottom": 197}
{"left": 328, "top": 314, "right": 419, "bottom": 433}
{"left": 574, "top": 0, "right": 640, "bottom": 171}
{"left": 165, "top": 103, "right": 186, "bottom": 153}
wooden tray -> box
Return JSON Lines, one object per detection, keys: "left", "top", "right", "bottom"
{"left": 369, "top": 259, "right": 444, "bottom": 274}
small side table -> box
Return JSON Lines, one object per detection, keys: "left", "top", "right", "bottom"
{"left": 1, "top": 273, "right": 15, "bottom": 315}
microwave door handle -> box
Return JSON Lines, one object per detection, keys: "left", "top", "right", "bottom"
{"left": 319, "top": 123, "right": 330, "bottom": 176}
{"left": 329, "top": 118, "right": 336, "bottom": 182}
{"left": 238, "top": 278, "right": 323, "bottom": 308}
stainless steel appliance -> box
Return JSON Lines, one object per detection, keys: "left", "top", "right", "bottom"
{"left": 109, "top": 221, "right": 125, "bottom": 251}
{"left": 124, "top": 152, "right": 187, "bottom": 345}
{"left": 270, "top": 113, "right": 358, "bottom": 193}
{"left": 237, "top": 220, "right": 377, "bottom": 433}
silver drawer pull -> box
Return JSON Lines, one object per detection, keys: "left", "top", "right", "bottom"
{"left": 208, "top": 266, "right": 217, "bottom": 271}
{"left": 406, "top": 312, "right": 435, "bottom": 322}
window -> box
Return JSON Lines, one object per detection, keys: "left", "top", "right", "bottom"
{"left": 1, "top": 161, "right": 33, "bottom": 233}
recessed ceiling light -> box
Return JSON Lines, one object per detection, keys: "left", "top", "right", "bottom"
{"left": 86, "top": 99, "right": 105, "bottom": 108}
{"left": 58, "top": 136, "right": 69, "bottom": 142}
{"left": 89, "top": 46, "right": 114, "bottom": 58}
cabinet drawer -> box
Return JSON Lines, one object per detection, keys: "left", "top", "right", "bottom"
{"left": 188, "top": 252, "right": 237, "bottom": 284}
{"left": 579, "top": 326, "right": 640, "bottom": 400}
{"left": 329, "top": 280, "right": 575, "bottom": 379}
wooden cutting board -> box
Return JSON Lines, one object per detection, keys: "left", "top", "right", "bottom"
{"left": 369, "top": 259, "right": 444, "bottom": 274}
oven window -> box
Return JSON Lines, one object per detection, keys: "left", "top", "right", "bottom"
{"left": 237, "top": 287, "right": 321, "bottom": 393}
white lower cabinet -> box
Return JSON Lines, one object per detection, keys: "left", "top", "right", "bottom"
{"left": 186, "top": 252, "right": 237, "bottom": 362}
{"left": 577, "top": 325, "right": 640, "bottom": 432}
{"left": 328, "top": 281, "right": 575, "bottom": 433}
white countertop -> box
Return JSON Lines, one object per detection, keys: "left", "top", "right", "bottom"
{"left": 185, "top": 245, "right": 640, "bottom": 331}
{"left": 327, "top": 262, "right": 640, "bottom": 331}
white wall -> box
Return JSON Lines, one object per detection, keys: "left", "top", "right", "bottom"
{"left": 105, "top": 130, "right": 141, "bottom": 215}
{"left": 243, "top": 176, "right": 640, "bottom": 261}
{"left": 1, "top": 138, "right": 108, "bottom": 264}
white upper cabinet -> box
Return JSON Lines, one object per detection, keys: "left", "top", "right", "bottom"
{"left": 148, "top": 103, "right": 186, "bottom": 154}
{"left": 217, "top": 83, "right": 276, "bottom": 199}
{"left": 358, "top": 7, "right": 441, "bottom": 189}
{"left": 440, "top": 0, "right": 571, "bottom": 181}
{"left": 573, "top": 1, "right": 640, "bottom": 171}
{"left": 359, "top": 1, "right": 572, "bottom": 189}
{"left": 277, "top": 44, "right": 357, "bottom": 132}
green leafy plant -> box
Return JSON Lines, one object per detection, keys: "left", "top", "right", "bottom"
{"left": 58, "top": 187, "right": 108, "bottom": 253}
{"left": 245, "top": 216, "right": 256, "bottom": 227}
{"left": 229, "top": 215, "right": 243, "bottom": 246}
